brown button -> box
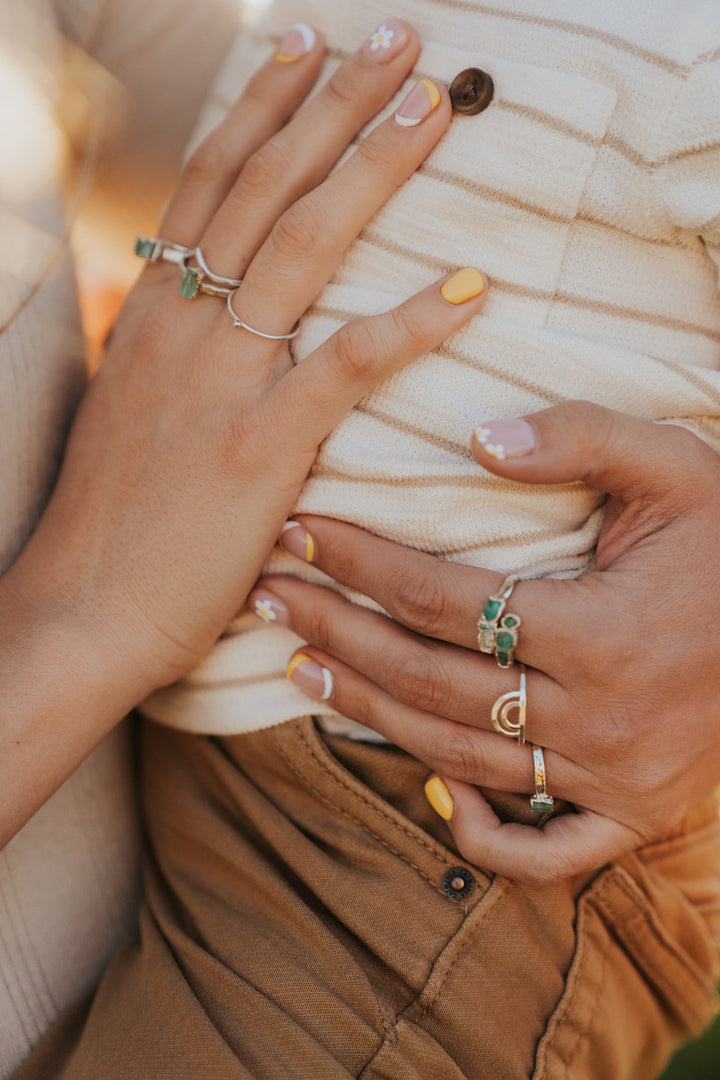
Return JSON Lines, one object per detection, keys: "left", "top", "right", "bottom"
{"left": 441, "top": 866, "right": 476, "bottom": 900}
{"left": 449, "top": 67, "right": 494, "bottom": 115}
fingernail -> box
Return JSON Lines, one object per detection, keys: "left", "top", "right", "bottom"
{"left": 395, "top": 78, "right": 441, "bottom": 127}
{"left": 424, "top": 776, "right": 454, "bottom": 821}
{"left": 248, "top": 589, "right": 291, "bottom": 627}
{"left": 286, "top": 653, "right": 333, "bottom": 701}
{"left": 441, "top": 267, "right": 485, "bottom": 305}
{"left": 473, "top": 420, "right": 536, "bottom": 460}
{"left": 280, "top": 521, "right": 315, "bottom": 562}
{"left": 275, "top": 23, "right": 316, "bottom": 62}
{"left": 362, "top": 19, "right": 408, "bottom": 63}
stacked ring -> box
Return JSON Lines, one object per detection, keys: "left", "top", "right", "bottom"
{"left": 477, "top": 575, "right": 522, "bottom": 668}
{"left": 135, "top": 235, "right": 194, "bottom": 266}
{"left": 179, "top": 267, "right": 234, "bottom": 299}
{"left": 194, "top": 247, "right": 243, "bottom": 288}
{"left": 530, "top": 746, "right": 554, "bottom": 814}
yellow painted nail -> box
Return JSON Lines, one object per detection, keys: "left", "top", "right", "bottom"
{"left": 424, "top": 776, "right": 454, "bottom": 821}
{"left": 286, "top": 652, "right": 313, "bottom": 680}
{"left": 441, "top": 267, "right": 486, "bottom": 305}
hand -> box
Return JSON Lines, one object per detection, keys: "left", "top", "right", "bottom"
{"left": 252, "top": 402, "right": 720, "bottom": 884}
{"left": 1, "top": 23, "right": 488, "bottom": 842}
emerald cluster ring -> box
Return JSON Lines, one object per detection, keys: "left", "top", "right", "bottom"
{"left": 477, "top": 575, "right": 522, "bottom": 668}
{"left": 134, "top": 235, "right": 193, "bottom": 266}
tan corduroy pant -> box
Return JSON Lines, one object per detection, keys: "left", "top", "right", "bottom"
{"left": 17, "top": 718, "right": 720, "bottom": 1079}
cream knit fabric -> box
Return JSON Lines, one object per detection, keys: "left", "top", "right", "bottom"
{"left": 142, "top": 0, "right": 720, "bottom": 736}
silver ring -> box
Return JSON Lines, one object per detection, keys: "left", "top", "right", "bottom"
{"left": 194, "top": 247, "right": 243, "bottom": 287}
{"left": 135, "top": 236, "right": 193, "bottom": 266}
{"left": 179, "top": 265, "right": 233, "bottom": 300}
{"left": 226, "top": 289, "right": 300, "bottom": 340}
{"left": 530, "top": 745, "right": 554, "bottom": 814}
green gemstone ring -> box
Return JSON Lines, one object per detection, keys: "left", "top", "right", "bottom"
{"left": 134, "top": 235, "right": 194, "bottom": 267}
{"left": 477, "top": 575, "right": 522, "bottom": 668}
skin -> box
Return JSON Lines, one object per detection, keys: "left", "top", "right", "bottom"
{"left": 254, "top": 401, "right": 720, "bottom": 885}
{"left": 0, "top": 21, "right": 490, "bottom": 847}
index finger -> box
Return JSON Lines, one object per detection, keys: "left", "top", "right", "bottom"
{"left": 281, "top": 515, "right": 606, "bottom": 678}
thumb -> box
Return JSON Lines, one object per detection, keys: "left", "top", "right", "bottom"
{"left": 470, "top": 400, "right": 707, "bottom": 506}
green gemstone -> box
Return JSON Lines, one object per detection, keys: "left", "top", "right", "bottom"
{"left": 530, "top": 795, "right": 554, "bottom": 814}
{"left": 482, "top": 598, "right": 501, "bottom": 621}
{"left": 496, "top": 651, "right": 511, "bottom": 668}
{"left": 180, "top": 267, "right": 200, "bottom": 299}
{"left": 503, "top": 615, "right": 518, "bottom": 629}
{"left": 496, "top": 630, "right": 514, "bottom": 651}
{"left": 135, "top": 236, "right": 157, "bottom": 259}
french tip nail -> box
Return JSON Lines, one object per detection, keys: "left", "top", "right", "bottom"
{"left": 275, "top": 23, "right": 316, "bottom": 62}
{"left": 394, "top": 78, "right": 441, "bottom": 127}
{"left": 280, "top": 521, "right": 315, "bottom": 562}
{"left": 286, "top": 653, "right": 334, "bottom": 701}
{"left": 424, "top": 776, "right": 454, "bottom": 821}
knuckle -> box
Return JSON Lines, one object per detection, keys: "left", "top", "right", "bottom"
{"left": 301, "top": 605, "right": 334, "bottom": 653}
{"left": 426, "top": 726, "right": 483, "bottom": 783}
{"left": 238, "top": 141, "right": 290, "bottom": 199}
{"left": 390, "top": 566, "right": 447, "bottom": 636}
{"left": 182, "top": 137, "right": 229, "bottom": 190}
{"left": 323, "top": 63, "right": 362, "bottom": 112}
{"left": 330, "top": 320, "right": 380, "bottom": 382}
{"left": 356, "top": 133, "right": 399, "bottom": 173}
{"left": 387, "top": 302, "right": 431, "bottom": 354}
{"left": 387, "top": 648, "right": 451, "bottom": 715}
{"left": 270, "top": 200, "right": 324, "bottom": 264}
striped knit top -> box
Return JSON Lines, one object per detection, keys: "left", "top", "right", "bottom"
{"left": 142, "top": 0, "right": 720, "bottom": 736}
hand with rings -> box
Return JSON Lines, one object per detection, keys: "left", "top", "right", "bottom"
{"left": 0, "top": 22, "right": 489, "bottom": 845}
{"left": 251, "top": 400, "right": 720, "bottom": 885}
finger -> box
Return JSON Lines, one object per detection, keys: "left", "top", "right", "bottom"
{"left": 279, "top": 515, "right": 551, "bottom": 663}
{"left": 252, "top": 575, "right": 566, "bottom": 751}
{"left": 160, "top": 25, "right": 326, "bottom": 245}
{"left": 277, "top": 639, "right": 596, "bottom": 809}
{"left": 265, "top": 270, "right": 487, "bottom": 451}
{"left": 471, "top": 401, "right": 714, "bottom": 513}
{"left": 235, "top": 76, "right": 452, "bottom": 335}
{"left": 439, "top": 781, "right": 641, "bottom": 884}
{"left": 200, "top": 19, "right": 420, "bottom": 279}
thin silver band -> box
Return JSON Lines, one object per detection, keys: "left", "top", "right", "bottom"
{"left": 195, "top": 247, "right": 243, "bottom": 287}
{"left": 226, "top": 290, "right": 300, "bottom": 341}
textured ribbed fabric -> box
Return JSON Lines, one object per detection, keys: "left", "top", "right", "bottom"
{"left": 143, "top": 0, "right": 720, "bottom": 736}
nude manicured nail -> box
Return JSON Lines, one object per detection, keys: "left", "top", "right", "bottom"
{"left": 280, "top": 521, "right": 316, "bottom": 562}
{"left": 286, "top": 653, "right": 334, "bottom": 701}
{"left": 441, "top": 268, "right": 485, "bottom": 305}
{"left": 248, "top": 589, "right": 291, "bottom": 627}
{"left": 473, "top": 420, "right": 537, "bottom": 460}
{"left": 394, "top": 78, "right": 441, "bottom": 127}
{"left": 362, "top": 19, "right": 408, "bottom": 63}
{"left": 425, "top": 776, "right": 454, "bottom": 821}
{"left": 275, "top": 23, "right": 316, "bottom": 62}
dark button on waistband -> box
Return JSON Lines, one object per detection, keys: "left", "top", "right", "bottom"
{"left": 449, "top": 68, "right": 494, "bottom": 115}
{"left": 441, "top": 866, "right": 476, "bottom": 900}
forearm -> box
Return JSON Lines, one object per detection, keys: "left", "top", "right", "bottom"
{"left": 0, "top": 558, "right": 153, "bottom": 847}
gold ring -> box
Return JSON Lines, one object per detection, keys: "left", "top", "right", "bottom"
{"left": 530, "top": 745, "right": 554, "bottom": 814}
{"left": 477, "top": 575, "right": 522, "bottom": 668}
{"left": 179, "top": 265, "right": 234, "bottom": 299}
{"left": 490, "top": 664, "right": 526, "bottom": 744}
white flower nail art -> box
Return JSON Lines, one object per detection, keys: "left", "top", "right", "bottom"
{"left": 474, "top": 427, "right": 506, "bottom": 460}
{"left": 370, "top": 24, "right": 394, "bottom": 50}
{"left": 254, "top": 599, "right": 277, "bottom": 623}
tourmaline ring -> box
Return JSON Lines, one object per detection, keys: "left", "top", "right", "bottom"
{"left": 477, "top": 575, "right": 522, "bottom": 668}
{"left": 179, "top": 265, "right": 234, "bottom": 300}
{"left": 491, "top": 664, "right": 526, "bottom": 744}
{"left": 134, "top": 235, "right": 193, "bottom": 266}
{"left": 530, "top": 745, "right": 554, "bottom": 814}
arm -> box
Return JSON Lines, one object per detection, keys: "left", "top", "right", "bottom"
{"left": 1, "top": 21, "right": 488, "bottom": 846}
